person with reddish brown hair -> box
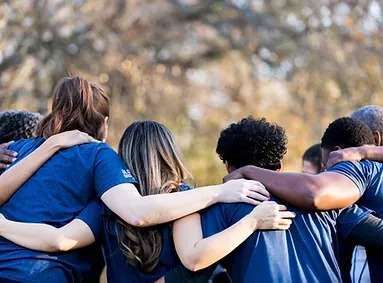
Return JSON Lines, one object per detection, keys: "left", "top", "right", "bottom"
{"left": 0, "top": 76, "right": 269, "bottom": 283}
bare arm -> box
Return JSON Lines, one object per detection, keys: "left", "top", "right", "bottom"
{"left": 226, "top": 166, "right": 361, "bottom": 210}
{"left": 173, "top": 201, "right": 295, "bottom": 271}
{"left": 0, "top": 215, "right": 95, "bottom": 252}
{"left": 0, "top": 131, "right": 98, "bottom": 205}
{"left": 101, "top": 179, "right": 271, "bottom": 227}
{"left": 327, "top": 145, "right": 383, "bottom": 168}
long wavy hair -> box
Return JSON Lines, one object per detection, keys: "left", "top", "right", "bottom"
{"left": 117, "top": 120, "right": 191, "bottom": 273}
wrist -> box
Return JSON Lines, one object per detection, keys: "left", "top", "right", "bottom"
{"left": 210, "top": 184, "right": 223, "bottom": 204}
{"left": 244, "top": 213, "right": 259, "bottom": 231}
{"left": 0, "top": 218, "right": 7, "bottom": 234}
{"left": 360, "top": 145, "right": 370, "bottom": 160}
{"left": 242, "top": 165, "right": 255, "bottom": 179}
{"left": 42, "top": 138, "right": 61, "bottom": 154}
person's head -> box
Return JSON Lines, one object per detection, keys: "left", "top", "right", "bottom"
{"left": 36, "top": 76, "right": 109, "bottom": 141}
{"left": 0, "top": 110, "right": 42, "bottom": 144}
{"left": 117, "top": 120, "right": 191, "bottom": 272}
{"left": 321, "top": 117, "right": 375, "bottom": 166}
{"left": 302, "top": 144, "right": 322, "bottom": 174}
{"left": 351, "top": 105, "right": 383, "bottom": 146}
{"left": 216, "top": 117, "right": 288, "bottom": 173}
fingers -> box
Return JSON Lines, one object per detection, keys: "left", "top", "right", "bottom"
{"left": 242, "top": 196, "right": 262, "bottom": 206}
{"left": 275, "top": 223, "right": 291, "bottom": 230}
{"left": 0, "top": 141, "right": 14, "bottom": 148}
{"left": 246, "top": 191, "right": 269, "bottom": 201}
{"left": 278, "top": 218, "right": 293, "bottom": 226}
{"left": 0, "top": 148, "right": 18, "bottom": 166}
{"left": 246, "top": 182, "right": 270, "bottom": 197}
{"left": 279, "top": 211, "right": 296, "bottom": 219}
{"left": 277, "top": 204, "right": 287, "bottom": 211}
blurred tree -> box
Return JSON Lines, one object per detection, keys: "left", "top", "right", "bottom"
{"left": 1, "top": 0, "right": 383, "bottom": 184}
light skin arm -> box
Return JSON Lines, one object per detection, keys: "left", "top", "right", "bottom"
{"left": 173, "top": 201, "right": 295, "bottom": 271}
{"left": 225, "top": 166, "right": 361, "bottom": 210}
{"left": 101, "top": 179, "right": 270, "bottom": 227}
{"left": 0, "top": 131, "right": 97, "bottom": 205}
{"left": 0, "top": 130, "right": 270, "bottom": 228}
{"left": 0, "top": 214, "right": 95, "bottom": 252}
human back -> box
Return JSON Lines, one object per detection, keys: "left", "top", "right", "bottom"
{"left": 201, "top": 117, "right": 342, "bottom": 283}
{"left": 102, "top": 120, "right": 194, "bottom": 283}
{"left": 0, "top": 76, "right": 125, "bottom": 282}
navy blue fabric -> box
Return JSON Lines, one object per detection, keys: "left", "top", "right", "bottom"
{"left": 201, "top": 201, "right": 342, "bottom": 283}
{"left": 0, "top": 138, "right": 134, "bottom": 282}
{"left": 102, "top": 183, "right": 192, "bottom": 283}
{"left": 328, "top": 160, "right": 383, "bottom": 283}
{"left": 337, "top": 205, "right": 372, "bottom": 238}
{"left": 76, "top": 201, "right": 103, "bottom": 242}
{"left": 328, "top": 161, "right": 383, "bottom": 216}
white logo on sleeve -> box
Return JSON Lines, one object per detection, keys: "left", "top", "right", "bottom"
{"left": 121, "top": 169, "right": 133, "bottom": 179}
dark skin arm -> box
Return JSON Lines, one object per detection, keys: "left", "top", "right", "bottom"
{"left": 225, "top": 166, "right": 361, "bottom": 210}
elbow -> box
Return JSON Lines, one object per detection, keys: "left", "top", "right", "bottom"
{"left": 129, "top": 217, "right": 149, "bottom": 228}
{"left": 311, "top": 193, "right": 329, "bottom": 211}
{"left": 52, "top": 235, "right": 77, "bottom": 252}
{"left": 124, "top": 213, "right": 151, "bottom": 227}
{"left": 182, "top": 258, "right": 205, "bottom": 272}
{"left": 299, "top": 176, "right": 328, "bottom": 211}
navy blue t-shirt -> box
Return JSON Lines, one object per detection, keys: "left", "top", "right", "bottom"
{"left": 328, "top": 160, "right": 383, "bottom": 217}
{"left": 328, "top": 160, "right": 383, "bottom": 281}
{"left": 201, "top": 201, "right": 342, "bottom": 283}
{"left": 0, "top": 137, "right": 132, "bottom": 282}
{"left": 102, "top": 183, "right": 192, "bottom": 283}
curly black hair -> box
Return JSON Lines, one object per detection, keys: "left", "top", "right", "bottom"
{"left": 0, "top": 110, "right": 42, "bottom": 144}
{"left": 216, "top": 117, "right": 287, "bottom": 170}
{"left": 321, "top": 117, "right": 375, "bottom": 150}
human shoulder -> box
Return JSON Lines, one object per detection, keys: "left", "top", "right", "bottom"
{"left": 8, "top": 137, "right": 44, "bottom": 152}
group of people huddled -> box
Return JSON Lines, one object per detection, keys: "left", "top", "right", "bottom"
{"left": 0, "top": 76, "right": 383, "bottom": 283}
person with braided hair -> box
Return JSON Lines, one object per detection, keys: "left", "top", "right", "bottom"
{"left": 0, "top": 110, "right": 42, "bottom": 170}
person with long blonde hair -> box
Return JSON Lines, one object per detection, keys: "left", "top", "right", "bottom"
{"left": 0, "top": 76, "right": 291, "bottom": 282}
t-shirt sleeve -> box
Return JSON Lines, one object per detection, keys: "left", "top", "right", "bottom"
{"left": 75, "top": 201, "right": 103, "bottom": 241}
{"left": 93, "top": 144, "right": 138, "bottom": 198}
{"left": 327, "top": 161, "right": 372, "bottom": 195}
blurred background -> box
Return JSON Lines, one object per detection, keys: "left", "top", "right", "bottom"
{"left": 1, "top": 0, "right": 382, "bottom": 185}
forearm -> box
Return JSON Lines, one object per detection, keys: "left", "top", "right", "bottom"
{"left": 0, "top": 139, "right": 59, "bottom": 204}
{"left": 239, "top": 166, "right": 359, "bottom": 210}
{"left": 240, "top": 166, "right": 319, "bottom": 209}
{"left": 0, "top": 220, "right": 66, "bottom": 252}
{"left": 361, "top": 145, "right": 383, "bottom": 161}
{"left": 183, "top": 215, "right": 257, "bottom": 271}
{"left": 107, "top": 185, "right": 221, "bottom": 227}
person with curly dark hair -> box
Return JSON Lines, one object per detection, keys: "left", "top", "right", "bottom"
{"left": 216, "top": 117, "right": 287, "bottom": 171}
{"left": 0, "top": 110, "right": 42, "bottom": 144}
{"left": 302, "top": 143, "right": 322, "bottom": 174}
{"left": 221, "top": 115, "right": 383, "bottom": 283}
{"left": 0, "top": 110, "right": 42, "bottom": 170}
{"left": 174, "top": 117, "right": 346, "bottom": 283}
{"left": 321, "top": 117, "right": 375, "bottom": 166}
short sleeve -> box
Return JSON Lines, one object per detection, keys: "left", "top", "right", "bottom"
{"left": 93, "top": 144, "right": 137, "bottom": 198}
{"left": 327, "top": 161, "right": 371, "bottom": 195}
{"left": 179, "top": 183, "right": 193, "bottom": 192}
{"left": 337, "top": 205, "right": 372, "bottom": 238}
{"left": 76, "top": 201, "right": 103, "bottom": 241}
{"left": 200, "top": 204, "right": 229, "bottom": 238}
